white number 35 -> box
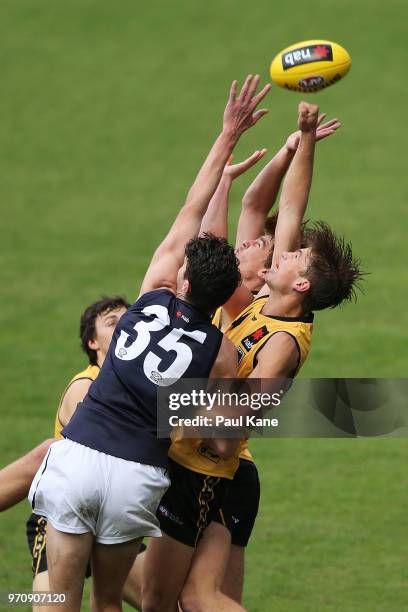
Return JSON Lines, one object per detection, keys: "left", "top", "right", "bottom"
{"left": 114, "top": 304, "right": 206, "bottom": 386}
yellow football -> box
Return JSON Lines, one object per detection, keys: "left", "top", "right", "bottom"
{"left": 270, "top": 40, "right": 351, "bottom": 93}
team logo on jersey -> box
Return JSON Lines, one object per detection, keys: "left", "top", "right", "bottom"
{"left": 176, "top": 310, "right": 190, "bottom": 323}
{"left": 282, "top": 44, "right": 333, "bottom": 70}
{"left": 241, "top": 325, "right": 269, "bottom": 352}
{"left": 237, "top": 346, "right": 245, "bottom": 363}
{"left": 198, "top": 443, "right": 220, "bottom": 464}
{"left": 150, "top": 370, "right": 163, "bottom": 383}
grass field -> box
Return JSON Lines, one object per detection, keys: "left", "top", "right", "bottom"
{"left": 0, "top": 1, "right": 407, "bottom": 610}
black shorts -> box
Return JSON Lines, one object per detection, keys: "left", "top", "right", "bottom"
{"left": 26, "top": 513, "right": 146, "bottom": 577}
{"left": 26, "top": 513, "right": 48, "bottom": 577}
{"left": 214, "top": 458, "right": 260, "bottom": 547}
{"left": 156, "top": 458, "right": 229, "bottom": 548}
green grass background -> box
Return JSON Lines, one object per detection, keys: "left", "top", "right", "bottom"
{"left": 0, "top": 1, "right": 407, "bottom": 610}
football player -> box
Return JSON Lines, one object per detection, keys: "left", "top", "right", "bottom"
{"left": 179, "top": 102, "right": 363, "bottom": 611}
{"left": 28, "top": 75, "right": 271, "bottom": 611}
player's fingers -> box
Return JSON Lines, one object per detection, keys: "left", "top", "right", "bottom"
{"left": 245, "top": 148, "right": 267, "bottom": 165}
{"left": 316, "top": 129, "right": 337, "bottom": 141}
{"left": 238, "top": 75, "right": 253, "bottom": 101}
{"left": 319, "top": 118, "right": 340, "bottom": 129}
{"left": 252, "top": 108, "right": 269, "bottom": 124}
{"left": 251, "top": 83, "right": 271, "bottom": 108}
{"left": 247, "top": 74, "right": 260, "bottom": 102}
{"left": 317, "top": 113, "right": 327, "bottom": 126}
{"left": 229, "top": 80, "right": 238, "bottom": 102}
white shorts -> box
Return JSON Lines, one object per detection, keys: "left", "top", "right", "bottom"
{"left": 29, "top": 439, "right": 170, "bottom": 544}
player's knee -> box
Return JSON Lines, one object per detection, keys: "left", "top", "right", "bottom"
{"left": 142, "top": 586, "right": 178, "bottom": 612}
{"left": 179, "top": 583, "right": 216, "bottom": 612}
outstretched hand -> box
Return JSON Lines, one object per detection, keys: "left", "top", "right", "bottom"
{"left": 297, "top": 100, "right": 319, "bottom": 133}
{"left": 223, "top": 149, "right": 267, "bottom": 180}
{"left": 285, "top": 113, "right": 341, "bottom": 153}
{"left": 223, "top": 75, "right": 271, "bottom": 138}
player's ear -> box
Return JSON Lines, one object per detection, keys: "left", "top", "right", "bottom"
{"left": 88, "top": 337, "right": 100, "bottom": 351}
{"left": 181, "top": 278, "right": 191, "bottom": 294}
{"left": 293, "top": 277, "right": 310, "bottom": 293}
{"left": 258, "top": 267, "right": 269, "bottom": 279}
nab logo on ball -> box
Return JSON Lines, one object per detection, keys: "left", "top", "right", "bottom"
{"left": 282, "top": 44, "right": 333, "bottom": 70}
{"left": 299, "top": 76, "right": 325, "bottom": 89}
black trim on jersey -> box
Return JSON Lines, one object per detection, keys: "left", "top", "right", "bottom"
{"left": 251, "top": 295, "right": 314, "bottom": 324}
{"left": 252, "top": 331, "right": 301, "bottom": 377}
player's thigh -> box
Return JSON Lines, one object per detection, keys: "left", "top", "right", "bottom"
{"left": 222, "top": 545, "right": 245, "bottom": 603}
{"left": 46, "top": 523, "right": 93, "bottom": 610}
{"left": 123, "top": 544, "right": 146, "bottom": 610}
{"left": 182, "top": 521, "right": 232, "bottom": 596}
{"left": 142, "top": 533, "right": 195, "bottom": 611}
{"left": 90, "top": 537, "right": 142, "bottom": 607}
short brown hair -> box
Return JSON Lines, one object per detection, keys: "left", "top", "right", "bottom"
{"left": 302, "top": 221, "right": 364, "bottom": 312}
{"left": 80, "top": 296, "right": 130, "bottom": 364}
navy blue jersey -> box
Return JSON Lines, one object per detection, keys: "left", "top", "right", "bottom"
{"left": 63, "top": 289, "right": 223, "bottom": 467}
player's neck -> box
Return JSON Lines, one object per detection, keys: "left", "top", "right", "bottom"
{"left": 261, "top": 291, "right": 304, "bottom": 318}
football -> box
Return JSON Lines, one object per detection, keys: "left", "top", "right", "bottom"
{"left": 270, "top": 40, "right": 351, "bottom": 93}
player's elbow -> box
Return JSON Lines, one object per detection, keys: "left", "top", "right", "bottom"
{"left": 207, "top": 438, "right": 239, "bottom": 460}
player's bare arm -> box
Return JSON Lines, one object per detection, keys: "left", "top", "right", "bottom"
{"left": 249, "top": 332, "right": 299, "bottom": 383}
{"left": 200, "top": 150, "right": 267, "bottom": 238}
{"left": 139, "top": 75, "right": 271, "bottom": 296}
{"left": 0, "top": 439, "right": 53, "bottom": 512}
{"left": 204, "top": 336, "right": 241, "bottom": 459}
{"left": 57, "top": 378, "right": 93, "bottom": 428}
{"left": 235, "top": 114, "right": 340, "bottom": 247}
{"left": 271, "top": 101, "right": 319, "bottom": 268}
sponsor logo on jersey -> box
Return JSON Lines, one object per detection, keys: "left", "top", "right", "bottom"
{"left": 242, "top": 325, "right": 269, "bottom": 352}
{"left": 176, "top": 310, "right": 190, "bottom": 323}
{"left": 299, "top": 76, "right": 325, "bottom": 89}
{"left": 157, "top": 504, "right": 183, "bottom": 525}
{"left": 198, "top": 443, "right": 220, "bottom": 464}
{"left": 282, "top": 44, "right": 333, "bottom": 70}
{"left": 117, "top": 347, "right": 127, "bottom": 358}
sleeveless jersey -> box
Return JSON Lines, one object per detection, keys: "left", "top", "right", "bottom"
{"left": 62, "top": 289, "right": 223, "bottom": 468}
{"left": 212, "top": 306, "right": 253, "bottom": 463}
{"left": 170, "top": 296, "right": 313, "bottom": 477}
{"left": 54, "top": 365, "right": 100, "bottom": 439}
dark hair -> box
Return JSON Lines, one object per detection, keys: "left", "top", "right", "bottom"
{"left": 302, "top": 221, "right": 364, "bottom": 312}
{"left": 263, "top": 217, "right": 310, "bottom": 269}
{"left": 80, "top": 296, "right": 130, "bottom": 364}
{"left": 184, "top": 233, "right": 241, "bottom": 313}
{"left": 264, "top": 212, "right": 279, "bottom": 237}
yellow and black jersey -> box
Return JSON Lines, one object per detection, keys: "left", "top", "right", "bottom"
{"left": 169, "top": 435, "right": 239, "bottom": 480}
{"left": 54, "top": 364, "right": 99, "bottom": 439}
{"left": 226, "top": 296, "right": 313, "bottom": 379}
{"left": 170, "top": 298, "right": 313, "bottom": 478}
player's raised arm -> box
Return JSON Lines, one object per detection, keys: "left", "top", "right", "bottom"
{"left": 271, "top": 101, "right": 319, "bottom": 269}
{"left": 199, "top": 150, "right": 267, "bottom": 239}
{"left": 236, "top": 113, "right": 340, "bottom": 247}
{"left": 139, "top": 75, "right": 271, "bottom": 296}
